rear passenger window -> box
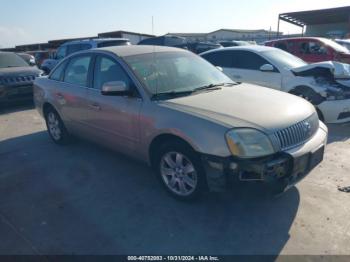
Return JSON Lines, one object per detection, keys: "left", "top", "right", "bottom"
{"left": 202, "top": 51, "right": 232, "bottom": 68}
{"left": 299, "top": 41, "right": 327, "bottom": 55}
{"left": 231, "top": 50, "right": 269, "bottom": 70}
{"left": 64, "top": 55, "right": 92, "bottom": 87}
{"left": 93, "top": 56, "right": 131, "bottom": 90}
{"left": 50, "top": 60, "right": 68, "bottom": 81}
{"left": 275, "top": 42, "right": 288, "bottom": 51}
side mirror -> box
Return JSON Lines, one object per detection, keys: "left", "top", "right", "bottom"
{"left": 216, "top": 66, "right": 223, "bottom": 72}
{"left": 260, "top": 64, "right": 274, "bottom": 72}
{"left": 101, "top": 81, "right": 131, "bottom": 96}
{"left": 29, "top": 60, "right": 36, "bottom": 66}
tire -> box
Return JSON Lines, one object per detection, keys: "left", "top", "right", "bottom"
{"left": 44, "top": 107, "right": 70, "bottom": 145}
{"left": 153, "top": 141, "right": 207, "bottom": 200}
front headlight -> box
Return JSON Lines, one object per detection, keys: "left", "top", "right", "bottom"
{"left": 226, "top": 128, "right": 275, "bottom": 158}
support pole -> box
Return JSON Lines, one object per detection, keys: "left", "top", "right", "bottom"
{"left": 277, "top": 15, "right": 280, "bottom": 38}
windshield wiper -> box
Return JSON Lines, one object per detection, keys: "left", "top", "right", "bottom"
{"left": 151, "top": 90, "right": 194, "bottom": 100}
{"left": 151, "top": 83, "right": 237, "bottom": 100}
{"left": 193, "top": 82, "right": 236, "bottom": 92}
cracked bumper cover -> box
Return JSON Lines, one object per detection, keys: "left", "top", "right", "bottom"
{"left": 201, "top": 124, "right": 328, "bottom": 193}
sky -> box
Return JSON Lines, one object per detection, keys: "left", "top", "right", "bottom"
{"left": 0, "top": 0, "right": 349, "bottom": 48}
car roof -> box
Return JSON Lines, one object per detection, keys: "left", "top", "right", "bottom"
{"left": 266, "top": 37, "right": 330, "bottom": 43}
{"left": 200, "top": 45, "right": 275, "bottom": 55}
{"left": 62, "top": 38, "right": 130, "bottom": 46}
{"left": 94, "top": 45, "right": 187, "bottom": 57}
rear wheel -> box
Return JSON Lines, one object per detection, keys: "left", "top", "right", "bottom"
{"left": 44, "top": 107, "right": 70, "bottom": 144}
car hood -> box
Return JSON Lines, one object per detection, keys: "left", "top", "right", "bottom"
{"left": 159, "top": 84, "right": 315, "bottom": 133}
{"left": 292, "top": 61, "right": 350, "bottom": 79}
{"left": 0, "top": 66, "right": 41, "bottom": 77}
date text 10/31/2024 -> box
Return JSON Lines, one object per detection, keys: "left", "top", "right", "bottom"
{"left": 127, "top": 256, "right": 220, "bottom": 261}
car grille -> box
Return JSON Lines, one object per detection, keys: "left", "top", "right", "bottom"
{"left": 0, "top": 75, "right": 36, "bottom": 85}
{"left": 272, "top": 113, "right": 319, "bottom": 151}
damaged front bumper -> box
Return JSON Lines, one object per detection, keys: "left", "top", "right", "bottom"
{"left": 202, "top": 124, "right": 328, "bottom": 193}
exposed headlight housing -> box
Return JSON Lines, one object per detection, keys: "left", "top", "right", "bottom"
{"left": 226, "top": 128, "right": 275, "bottom": 158}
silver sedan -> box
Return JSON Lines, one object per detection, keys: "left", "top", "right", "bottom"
{"left": 34, "top": 46, "right": 328, "bottom": 200}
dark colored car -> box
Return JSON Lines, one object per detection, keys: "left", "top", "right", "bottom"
{"left": 138, "top": 36, "right": 222, "bottom": 54}
{"left": 0, "top": 52, "right": 42, "bottom": 105}
{"left": 265, "top": 37, "right": 350, "bottom": 64}
{"left": 138, "top": 35, "right": 187, "bottom": 47}
{"left": 219, "top": 40, "right": 251, "bottom": 47}
{"left": 28, "top": 51, "right": 50, "bottom": 68}
{"left": 187, "top": 42, "right": 222, "bottom": 54}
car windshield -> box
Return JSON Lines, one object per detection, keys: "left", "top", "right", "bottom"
{"left": 322, "top": 38, "right": 349, "bottom": 53}
{"left": 336, "top": 40, "right": 350, "bottom": 52}
{"left": 123, "top": 51, "right": 234, "bottom": 98}
{"left": 262, "top": 49, "right": 307, "bottom": 69}
{"left": 0, "top": 52, "right": 29, "bottom": 68}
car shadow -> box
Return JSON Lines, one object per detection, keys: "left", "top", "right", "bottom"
{"left": 326, "top": 123, "right": 350, "bottom": 144}
{"left": 0, "top": 101, "right": 35, "bottom": 115}
{"left": 0, "top": 131, "right": 300, "bottom": 257}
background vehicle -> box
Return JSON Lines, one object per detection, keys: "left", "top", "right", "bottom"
{"left": 335, "top": 39, "right": 350, "bottom": 52}
{"left": 265, "top": 37, "right": 350, "bottom": 64}
{"left": 201, "top": 46, "right": 350, "bottom": 124}
{"left": 17, "top": 53, "right": 36, "bottom": 66}
{"left": 187, "top": 42, "right": 222, "bottom": 54}
{"left": 138, "top": 35, "right": 222, "bottom": 54}
{"left": 34, "top": 46, "right": 327, "bottom": 200}
{"left": 41, "top": 38, "right": 131, "bottom": 74}
{"left": 0, "top": 52, "right": 42, "bottom": 105}
{"left": 27, "top": 51, "right": 50, "bottom": 68}
{"left": 219, "top": 40, "right": 252, "bottom": 47}
{"left": 138, "top": 35, "right": 187, "bottom": 47}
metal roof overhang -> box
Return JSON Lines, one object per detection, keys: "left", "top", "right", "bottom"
{"left": 279, "top": 6, "right": 350, "bottom": 28}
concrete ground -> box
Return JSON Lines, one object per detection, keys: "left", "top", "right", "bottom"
{"left": 0, "top": 103, "right": 350, "bottom": 256}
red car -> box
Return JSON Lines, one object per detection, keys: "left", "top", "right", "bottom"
{"left": 265, "top": 37, "right": 350, "bottom": 64}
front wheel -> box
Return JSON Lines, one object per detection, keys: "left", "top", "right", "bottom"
{"left": 154, "top": 141, "right": 207, "bottom": 200}
{"left": 45, "top": 108, "right": 70, "bottom": 145}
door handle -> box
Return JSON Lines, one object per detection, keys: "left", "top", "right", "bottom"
{"left": 89, "top": 103, "right": 101, "bottom": 111}
{"left": 233, "top": 75, "right": 242, "bottom": 79}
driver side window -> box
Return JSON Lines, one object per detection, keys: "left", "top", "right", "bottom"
{"left": 93, "top": 56, "right": 131, "bottom": 90}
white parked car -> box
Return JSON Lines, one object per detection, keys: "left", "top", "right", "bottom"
{"left": 201, "top": 46, "right": 350, "bottom": 124}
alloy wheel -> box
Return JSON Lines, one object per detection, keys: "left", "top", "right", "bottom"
{"left": 160, "top": 151, "right": 198, "bottom": 196}
{"left": 47, "top": 112, "right": 62, "bottom": 141}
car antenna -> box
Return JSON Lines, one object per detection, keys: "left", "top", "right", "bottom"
{"left": 152, "top": 15, "right": 159, "bottom": 98}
